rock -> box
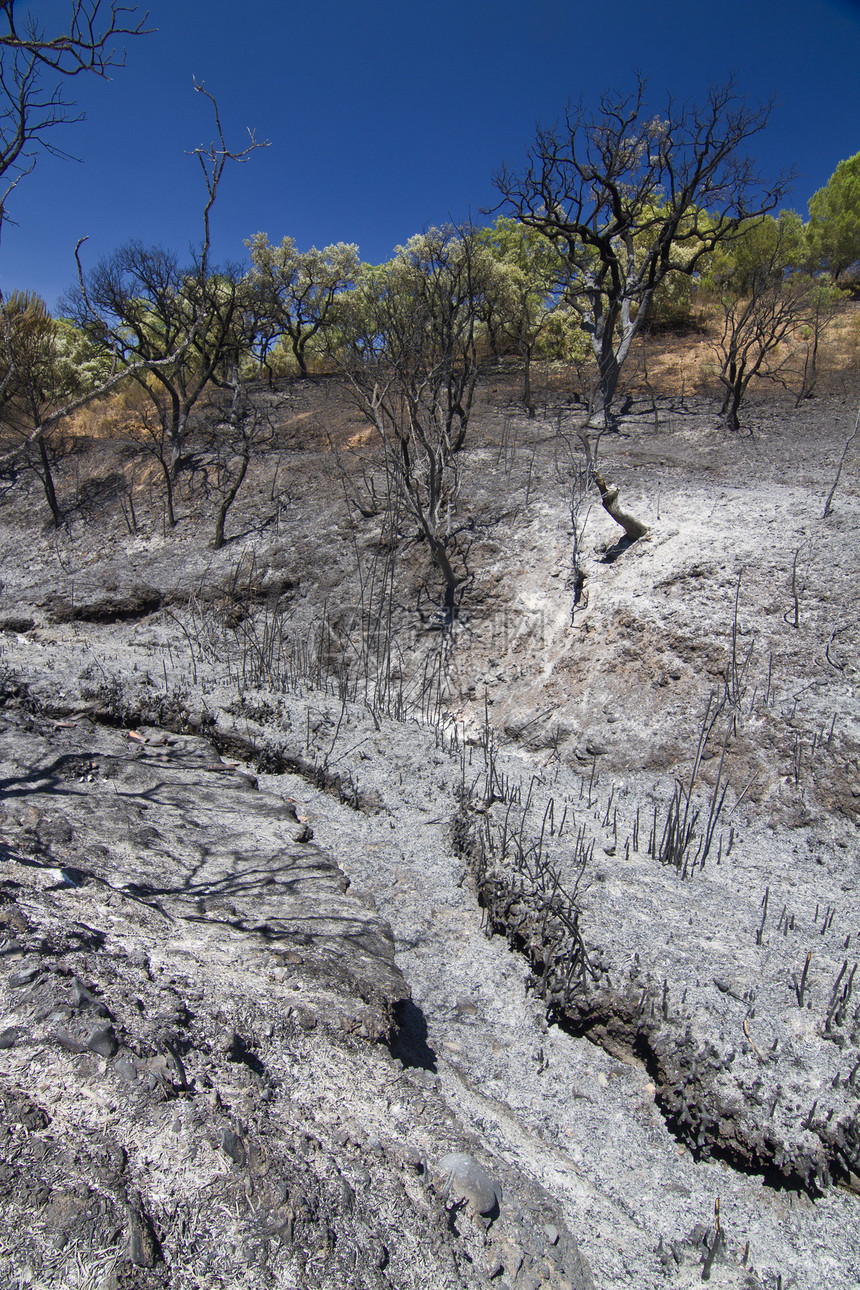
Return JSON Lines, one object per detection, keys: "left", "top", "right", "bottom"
{"left": 0, "top": 1026, "right": 23, "bottom": 1049}
{"left": 434, "top": 1152, "right": 502, "bottom": 1216}
{"left": 295, "top": 1007, "right": 317, "bottom": 1031}
{"left": 71, "top": 977, "right": 111, "bottom": 1017}
{"left": 86, "top": 1023, "right": 118, "bottom": 1059}
{"left": 221, "top": 1128, "right": 247, "bottom": 1166}
{"left": 114, "top": 1054, "right": 139, "bottom": 1082}
{"left": 454, "top": 996, "right": 479, "bottom": 1016}
{"left": 54, "top": 1031, "right": 88, "bottom": 1054}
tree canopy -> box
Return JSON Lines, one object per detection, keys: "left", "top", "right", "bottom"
{"left": 808, "top": 151, "right": 860, "bottom": 286}
{"left": 245, "top": 234, "right": 360, "bottom": 379}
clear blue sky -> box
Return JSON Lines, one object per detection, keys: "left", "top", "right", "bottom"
{"left": 3, "top": 0, "right": 860, "bottom": 311}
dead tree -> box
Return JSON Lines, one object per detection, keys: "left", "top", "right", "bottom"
{"left": 494, "top": 76, "right": 791, "bottom": 425}
{"left": 338, "top": 225, "right": 493, "bottom": 617}
{"left": 0, "top": 1, "right": 151, "bottom": 237}
{"left": 578, "top": 430, "right": 648, "bottom": 542}
{"left": 4, "top": 85, "right": 267, "bottom": 481}
{"left": 210, "top": 381, "right": 271, "bottom": 549}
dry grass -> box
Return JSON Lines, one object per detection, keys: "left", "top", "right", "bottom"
{"left": 642, "top": 297, "right": 860, "bottom": 399}
{"left": 44, "top": 297, "right": 860, "bottom": 447}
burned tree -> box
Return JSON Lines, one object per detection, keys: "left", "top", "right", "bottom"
{"left": 578, "top": 429, "right": 648, "bottom": 544}
{"left": 494, "top": 76, "right": 790, "bottom": 425}
{"left": 60, "top": 81, "right": 266, "bottom": 501}
{"left": 0, "top": 1, "right": 150, "bottom": 236}
{"left": 338, "top": 225, "right": 497, "bottom": 618}
{"left": 67, "top": 244, "right": 250, "bottom": 481}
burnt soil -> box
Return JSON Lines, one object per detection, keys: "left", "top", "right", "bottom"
{"left": 1, "top": 366, "right": 859, "bottom": 1289}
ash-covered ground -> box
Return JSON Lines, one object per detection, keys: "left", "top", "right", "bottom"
{"left": 0, "top": 376, "right": 858, "bottom": 1288}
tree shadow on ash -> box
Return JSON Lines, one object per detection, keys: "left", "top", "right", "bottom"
{"left": 599, "top": 534, "right": 638, "bottom": 564}
{"left": 392, "top": 999, "right": 437, "bottom": 1072}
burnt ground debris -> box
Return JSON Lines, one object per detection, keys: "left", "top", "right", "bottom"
{"left": 0, "top": 372, "right": 859, "bottom": 1287}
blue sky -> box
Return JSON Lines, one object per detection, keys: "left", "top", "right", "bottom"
{"left": 3, "top": 0, "right": 860, "bottom": 310}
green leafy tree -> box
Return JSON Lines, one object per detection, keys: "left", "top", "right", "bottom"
{"left": 245, "top": 234, "right": 360, "bottom": 379}
{"left": 793, "top": 277, "right": 843, "bottom": 404}
{"left": 479, "top": 216, "right": 564, "bottom": 415}
{"left": 808, "top": 152, "right": 860, "bottom": 287}
{"left": 494, "top": 76, "right": 790, "bottom": 424}
{"left": 0, "top": 291, "right": 102, "bottom": 524}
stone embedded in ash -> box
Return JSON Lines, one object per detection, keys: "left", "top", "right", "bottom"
{"left": 221, "top": 1127, "right": 247, "bottom": 1165}
{"left": 295, "top": 1006, "right": 317, "bottom": 1031}
{"left": 115, "top": 1054, "right": 139, "bottom": 1082}
{"left": 71, "top": 977, "right": 111, "bottom": 1017}
{"left": 0, "top": 1026, "right": 22, "bottom": 1049}
{"left": 9, "top": 964, "right": 41, "bottom": 987}
{"left": 86, "top": 1023, "right": 118, "bottom": 1059}
{"left": 54, "top": 1030, "right": 88, "bottom": 1053}
{"left": 435, "top": 1152, "right": 503, "bottom": 1215}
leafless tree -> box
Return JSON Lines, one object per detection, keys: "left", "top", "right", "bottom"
{"left": 338, "top": 226, "right": 495, "bottom": 617}
{"left": 60, "top": 82, "right": 266, "bottom": 484}
{"left": 823, "top": 400, "right": 860, "bottom": 519}
{"left": 493, "top": 76, "right": 791, "bottom": 425}
{"left": 66, "top": 244, "right": 250, "bottom": 479}
{"left": 2, "top": 83, "right": 266, "bottom": 497}
{"left": 209, "top": 381, "right": 272, "bottom": 550}
{"left": 117, "top": 390, "right": 177, "bottom": 527}
{"left": 0, "top": 1, "right": 150, "bottom": 235}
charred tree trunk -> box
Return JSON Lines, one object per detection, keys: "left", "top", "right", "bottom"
{"left": 213, "top": 448, "right": 249, "bottom": 549}
{"left": 37, "top": 434, "right": 62, "bottom": 528}
{"left": 579, "top": 431, "right": 648, "bottom": 542}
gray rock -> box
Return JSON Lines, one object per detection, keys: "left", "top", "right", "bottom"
{"left": 71, "top": 977, "right": 111, "bottom": 1017}
{"left": 435, "top": 1152, "right": 502, "bottom": 1215}
{"left": 221, "top": 1128, "right": 247, "bottom": 1165}
{"left": 86, "top": 1023, "right": 118, "bottom": 1058}
{"left": 54, "top": 1030, "right": 88, "bottom": 1053}
{"left": 114, "top": 1054, "right": 139, "bottom": 1082}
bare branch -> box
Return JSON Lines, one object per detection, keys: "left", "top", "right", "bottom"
{"left": 2, "top": 86, "right": 263, "bottom": 475}
{"left": 494, "top": 76, "right": 793, "bottom": 423}
{"left": 190, "top": 77, "right": 268, "bottom": 278}
{"left": 823, "top": 400, "right": 860, "bottom": 518}
{"left": 0, "top": 2, "right": 151, "bottom": 236}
